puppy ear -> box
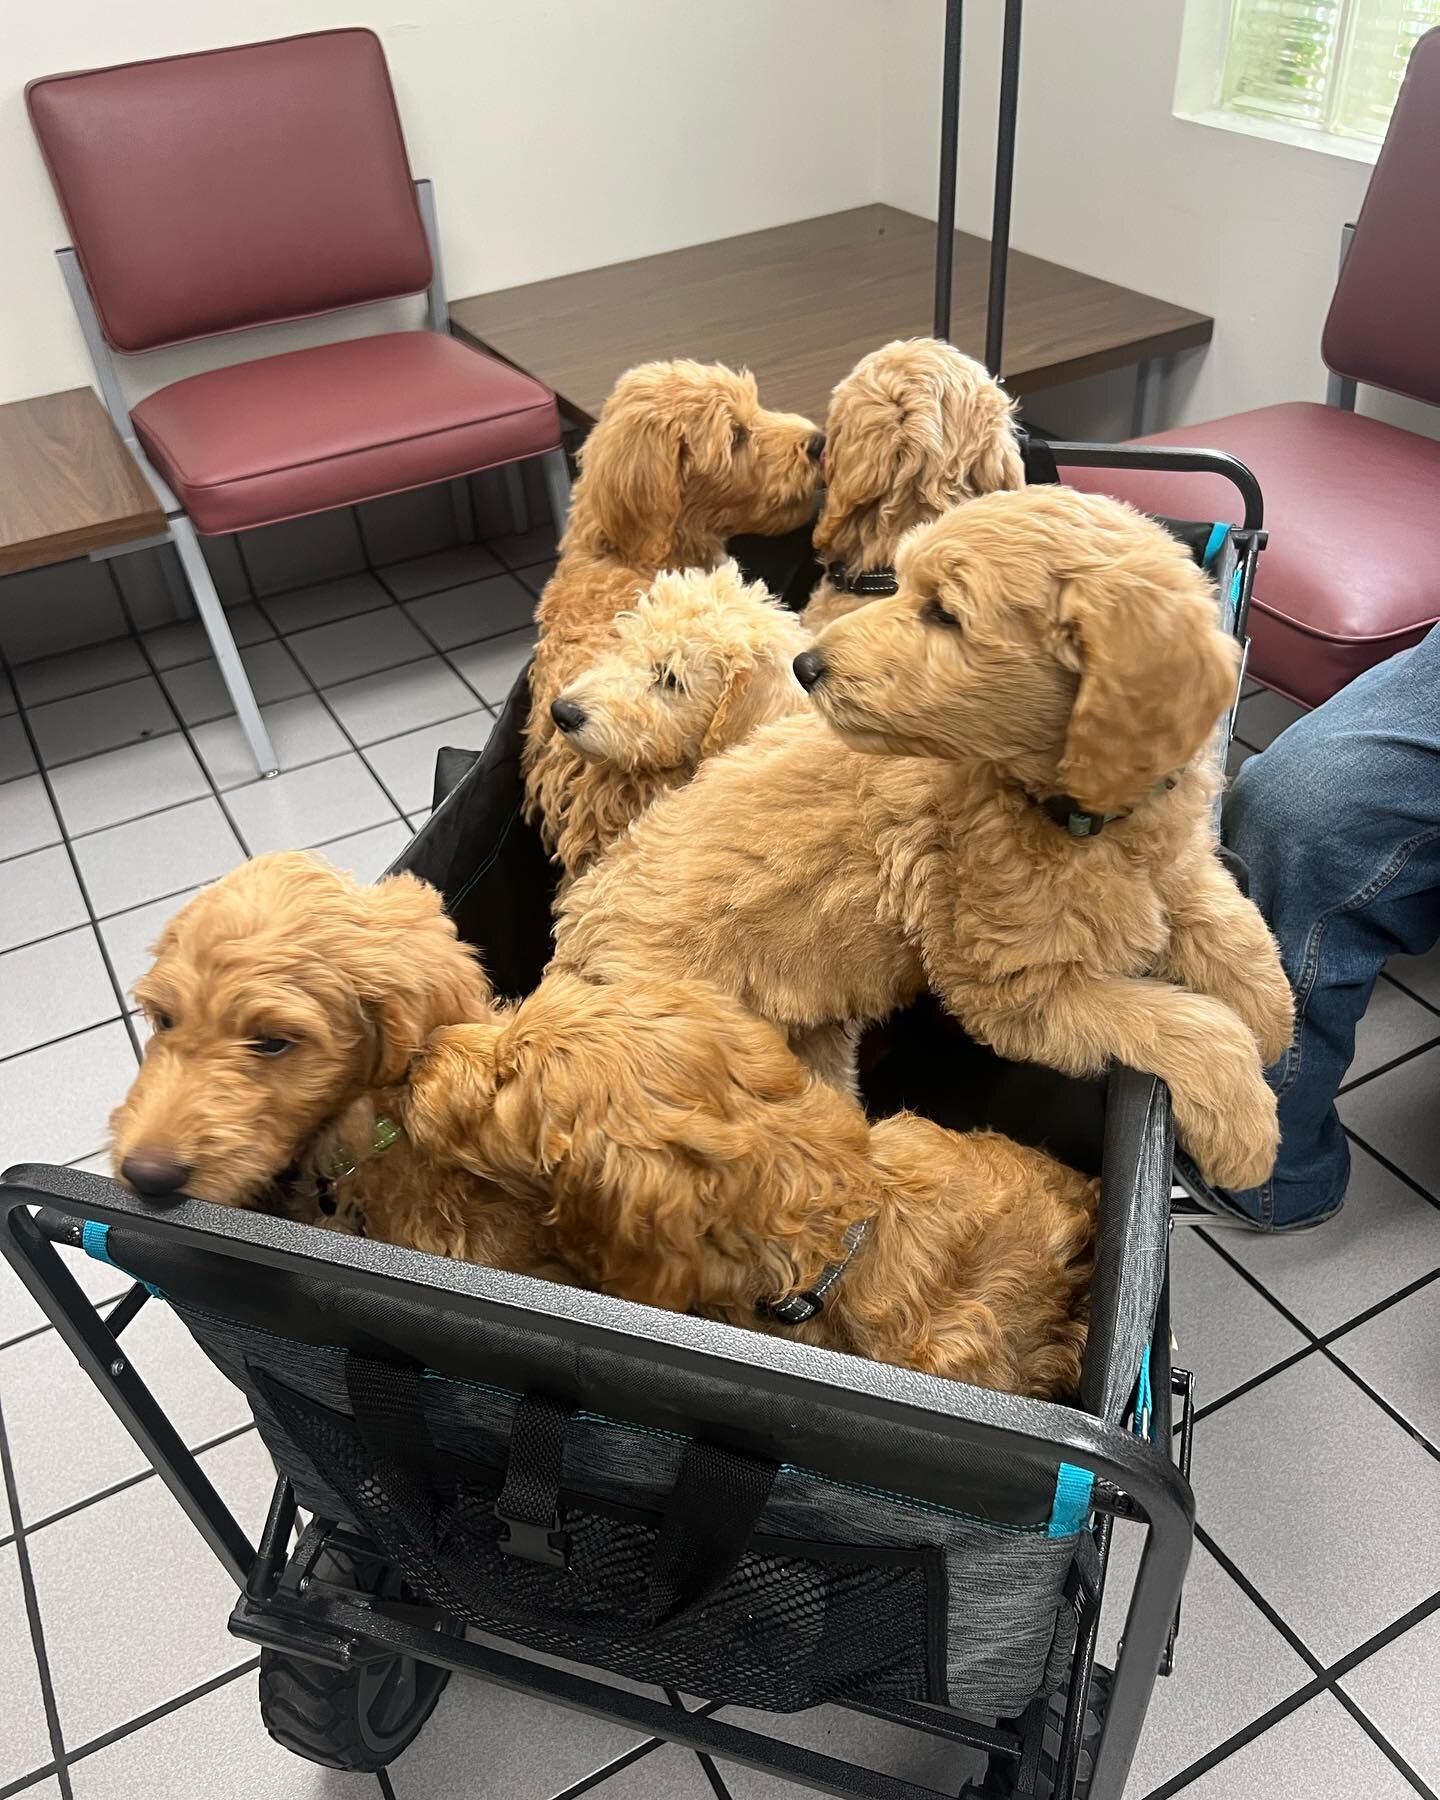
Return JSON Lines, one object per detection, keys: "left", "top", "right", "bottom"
{"left": 1054, "top": 557, "right": 1239, "bottom": 815}
{"left": 957, "top": 399, "right": 1025, "bottom": 502}
{"left": 700, "top": 651, "right": 797, "bottom": 757}
{"left": 577, "top": 407, "right": 684, "bottom": 566}
{"left": 355, "top": 875, "right": 493, "bottom": 1086}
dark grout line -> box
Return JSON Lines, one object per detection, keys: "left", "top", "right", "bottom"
{"left": 1382, "top": 965, "right": 1440, "bottom": 1022}
{"left": 0, "top": 645, "right": 143, "bottom": 1067}
{"left": 1338, "top": 1031, "right": 1440, "bottom": 1098}
{"left": 1142, "top": 1676, "right": 1327, "bottom": 1800}
{"left": 62, "top": 1656, "right": 260, "bottom": 1769}
{"left": 0, "top": 1764, "right": 63, "bottom": 1800}
{"left": 1189, "top": 1342, "right": 1320, "bottom": 1424}
{"left": 1194, "top": 1228, "right": 1321, "bottom": 1345}
{"left": 1318, "top": 1265, "right": 1440, "bottom": 1347}
{"left": 1340, "top": 1124, "right": 1440, "bottom": 1214}
{"left": 1194, "top": 1222, "right": 1440, "bottom": 1443}
{"left": 243, "top": 537, "right": 426, "bottom": 827}
{"left": 1328, "top": 1684, "right": 1439, "bottom": 1800}
{"left": 23, "top": 1423, "right": 256, "bottom": 1540}
{"left": 1194, "top": 1522, "right": 1328, "bottom": 1673}
{"left": 694, "top": 1749, "right": 737, "bottom": 1800}
{"left": 1326, "top": 1586, "right": 1440, "bottom": 1685}
{"left": 1318, "top": 1342, "right": 1440, "bottom": 1465}
{"left": 0, "top": 1388, "right": 76, "bottom": 1800}
{"left": 103, "top": 567, "right": 255, "bottom": 866}
{"left": 0, "top": 1014, "right": 126, "bottom": 1072}
{"left": 363, "top": 538, "right": 524, "bottom": 718}
{"left": 544, "top": 1735, "right": 671, "bottom": 1800}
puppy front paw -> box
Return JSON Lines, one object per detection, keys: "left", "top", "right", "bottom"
{"left": 1172, "top": 1065, "right": 1280, "bottom": 1193}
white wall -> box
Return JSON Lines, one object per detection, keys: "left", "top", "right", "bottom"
{"left": 3, "top": 0, "right": 1420, "bottom": 433}
{"left": 873, "top": 0, "right": 1431, "bottom": 440}
{"left": 1, "top": 0, "right": 883, "bottom": 405}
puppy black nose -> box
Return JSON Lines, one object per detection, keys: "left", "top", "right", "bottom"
{"left": 807, "top": 431, "right": 827, "bottom": 463}
{"left": 793, "top": 649, "right": 828, "bottom": 691}
{"left": 550, "top": 697, "right": 587, "bottom": 733}
{"left": 120, "top": 1150, "right": 193, "bottom": 1197}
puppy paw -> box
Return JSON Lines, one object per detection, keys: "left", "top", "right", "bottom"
{"left": 1172, "top": 1068, "right": 1280, "bottom": 1193}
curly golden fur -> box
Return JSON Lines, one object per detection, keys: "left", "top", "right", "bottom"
{"left": 109, "top": 854, "right": 567, "bottom": 1277}
{"left": 524, "top": 360, "right": 821, "bottom": 859}
{"left": 803, "top": 338, "right": 1023, "bottom": 631}
{"left": 546, "top": 560, "right": 811, "bottom": 876}
{"left": 407, "top": 972, "right": 1096, "bottom": 1398}
{"left": 554, "top": 488, "right": 1294, "bottom": 1191}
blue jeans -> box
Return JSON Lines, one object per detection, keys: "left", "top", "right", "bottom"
{"left": 1187, "top": 628, "right": 1440, "bottom": 1229}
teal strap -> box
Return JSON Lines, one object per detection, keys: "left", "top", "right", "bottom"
{"left": 1202, "top": 522, "right": 1229, "bottom": 568}
{"left": 81, "top": 1219, "right": 116, "bottom": 1267}
{"left": 1048, "top": 1462, "right": 1095, "bottom": 1538}
{"left": 1135, "top": 1347, "right": 1154, "bottom": 1440}
{"left": 80, "top": 1219, "right": 161, "bottom": 1298}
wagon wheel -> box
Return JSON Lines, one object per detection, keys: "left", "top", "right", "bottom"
{"left": 259, "top": 1546, "right": 454, "bottom": 1771}
{"left": 965, "top": 1664, "right": 1113, "bottom": 1800}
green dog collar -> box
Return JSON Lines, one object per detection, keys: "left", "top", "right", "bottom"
{"left": 325, "top": 1113, "right": 402, "bottom": 1181}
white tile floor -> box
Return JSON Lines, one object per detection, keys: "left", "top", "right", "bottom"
{"left": 1, "top": 558, "right": 1438, "bottom": 1800}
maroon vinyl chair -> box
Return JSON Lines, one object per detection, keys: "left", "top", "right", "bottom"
{"left": 1061, "top": 26, "right": 1440, "bottom": 710}
{"left": 27, "top": 29, "right": 570, "bottom": 776}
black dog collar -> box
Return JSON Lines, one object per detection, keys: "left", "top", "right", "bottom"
{"left": 824, "top": 562, "right": 898, "bottom": 598}
{"left": 1038, "top": 769, "right": 1183, "bottom": 839}
{"left": 760, "top": 1218, "right": 872, "bottom": 1325}
{"left": 1039, "top": 794, "right": 1127, "bottom": 839}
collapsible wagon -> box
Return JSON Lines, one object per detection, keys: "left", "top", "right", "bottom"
{"left": 0, "top": 441, "right": 1266, "bottom": 1800}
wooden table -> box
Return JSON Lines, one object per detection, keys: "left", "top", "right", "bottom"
{"left": 0, "top": 387, "right": 165, "bottom": 576}
{"left": 450, "top": 204, "right": 1212, "bottom": 430}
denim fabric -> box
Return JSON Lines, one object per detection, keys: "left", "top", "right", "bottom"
{"left": 1187, "top": 629, "right": 1440, "bottom": 1229}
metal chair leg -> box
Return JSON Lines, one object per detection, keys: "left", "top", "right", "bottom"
{"left": 541, "top": 446, "right": 572, "bottom": 535}
{"left": 449, "top": 477, "right": 477, "bottom": 544}
{"left": 169, "top": 514, "right": 279, "bottom": 777}
{"left": 501, "top": 464, "right": 529, "bottom": 536}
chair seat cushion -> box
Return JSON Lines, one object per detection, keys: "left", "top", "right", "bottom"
{"left": 1059, "top": 402, "right": 1440, "bottom": 706}
{"left": 133, "top": 331, "right": 561, "bottom": 535}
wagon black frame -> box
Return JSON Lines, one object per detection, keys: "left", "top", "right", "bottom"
{"left": 0, "top": 437, "right": 1267, "bottom": 1800}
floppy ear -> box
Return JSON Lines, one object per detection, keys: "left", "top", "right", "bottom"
{"left": 962, "top": 413, "right": 1025, "bottom": 500}
{"left": 576, "top": 408, "right": 685, "bottom": 566}
{"left": 1055, "top": 559, "right": 1239, "bottom": 815}
{"left": 354, "top": 874, "right": 494, "bottom": 1085}
{"left": 700, "top": 651, "right": 798, "bottom": 757}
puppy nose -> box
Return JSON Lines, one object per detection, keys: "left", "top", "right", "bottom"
{"left": 807, "top": 431, "right": 827, "bottom": 463}
{"left": 120, "top": 1150, "right": 193, "bottom": 1197}
{"left": 793, "top": 649, "right": 828, "bottom": 691}
{"left": 551, "top": 697, "right": 587, "bottom": 734}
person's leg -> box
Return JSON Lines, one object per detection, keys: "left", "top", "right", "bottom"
{"left": 1183, "top": 628, "right": 1440, "bottom": 1229}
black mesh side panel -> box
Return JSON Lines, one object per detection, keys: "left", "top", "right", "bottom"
{"left": 260, "top": 1372, "right": 943, "bottom": 1713}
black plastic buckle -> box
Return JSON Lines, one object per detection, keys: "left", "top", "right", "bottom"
{"left": 495, "top": 1507, "right": 571, "bottom": 1569}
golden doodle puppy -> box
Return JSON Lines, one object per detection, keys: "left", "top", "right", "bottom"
{"left": 525, "top": 359, "right": 822, "bottom": 859}
{"left": 407, "top": 972, "right": 1097, "bottom": 1399}
{"left": 804, "top": 338, "right": 1023, "bottom": 631}
{"left": 545, "top": 560, "right": 810, "bottom": 877}
{"left": 110, "top": 854, "right": 569, "bottom": 1279}
{"left": 554, "top": 488, "right": 1294, "bottom": 1192}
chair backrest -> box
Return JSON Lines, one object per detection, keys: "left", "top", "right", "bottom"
{"left": 27, "top": 29, "right": 432, "bottom": 355}
{"left": 1321, "top": 25, "right": 1440, "bottom": 407}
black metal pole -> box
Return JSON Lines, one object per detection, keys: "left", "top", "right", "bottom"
{"left": 985, "top": 0, "right": 1023, "bottom": 377}
{"left": 932, "top": 0, "right": 963, "bottom": 340}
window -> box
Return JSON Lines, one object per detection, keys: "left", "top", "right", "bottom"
{"left": 1220, "top": 0, "right": 1440, "bottom": 142}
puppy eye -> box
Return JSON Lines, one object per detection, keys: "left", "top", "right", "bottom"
{"left": 731, "top": 424, "right": 750, "bottom": 452}
{"left": 654, "top": 669, "right": 682, "bottom": 692}
{"left": 251, "top": 1036, "right": 294, "bottom": 1058}
{"left": 921, "top": 598, "right": 961, "bottom": 631}
{"left": 153, "top": 1012, "right": 174, "bottom": 1032}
